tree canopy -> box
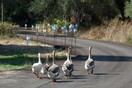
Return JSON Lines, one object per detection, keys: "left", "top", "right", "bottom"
{"left": 0, "top": 0, "right": 131, "bottom": 27}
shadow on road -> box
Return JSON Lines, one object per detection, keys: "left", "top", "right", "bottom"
{"left": 56, "top": 80, "right": 74, "bottom": 83}
{"left": 70, "top": 74, "right": 87, "bottom": 79}
{"left": 93, "top": 72, "right": 119, "bottom": 75}
{"left": 73, "top": 55, "right": 132, "bottom": 62}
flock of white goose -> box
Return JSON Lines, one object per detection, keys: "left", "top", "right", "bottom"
{"left": 31, "top": 46, "right": 95, "bottom": 82}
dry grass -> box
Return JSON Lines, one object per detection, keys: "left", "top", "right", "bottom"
{"left": 78, "top": 18, "right": 132, "bottom": 44}
{"left": 0, "top": 37, "right": 67, "bottom": 55}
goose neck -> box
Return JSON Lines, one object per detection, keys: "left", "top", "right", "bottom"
{"left": 53, "top": 57, "right": 55, "bottom": 64}
{"left": 88, "top": 48, "right": 92, "bottom": 59}
{"left": 52, "top": 51, "right": 55, "bottom": 64}
{"left": 66, "top": 53, "right": 70, "bottom": 60}
{"left": 38, "top": 54, "right": 41, "bottom": 63}
{"left": 68, "top": 50, "right": 72, "bottom": 60}
{"left": 46, "top": 56, "right": 49, "bottom": 64}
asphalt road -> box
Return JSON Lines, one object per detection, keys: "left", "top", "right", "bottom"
{"left": 1, "top": 32, "right": 132, "bottom": 88}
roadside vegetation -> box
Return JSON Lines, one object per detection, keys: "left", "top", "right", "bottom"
{"left": 0, "top": 22, "right": 19, "bottom": 37}
{"left": 78, "top": 18, "right": 132, "bottom": 45}
{"left": 0, "top": 37, "right": 66, "bottom": 70}
{"left": 0, "top": 22, "right": 66, "bottom": 70}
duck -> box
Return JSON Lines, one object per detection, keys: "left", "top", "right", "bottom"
{"left": 62, "top": 49, "right": 74, "bottom": 78}
{"left": 32, "top": 53, "right": 43, "bottom": 79}
{"left": 47, "top": 50, "right": 60, "bottom": 82}
{"left": 40, "top": 54, "right": 50, "bottom": 78}
{"left": 84, "top": 46, "right": 95, "bottom": 74}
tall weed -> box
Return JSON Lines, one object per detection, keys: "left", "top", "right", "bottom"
{"left": 78, "top": 18, "right": 132, "bottom": 44}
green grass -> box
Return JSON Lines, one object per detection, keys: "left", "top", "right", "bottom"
{"left": 0, "top": 52, "right": 67, "bottom": 70}
{"left": 0, "top": 37, "right": 52, "bottom": 70}
{"left": 0, "top": 54, "right": 37, "bottom": 70}
{"left": 126, "top": 37, "right": 132, "bottom": 45}
{"left": 0, "top": 64, "right": 31, "bottom": 70}
{"left": 0, "top": 37, "right": 68, "bottom": 70}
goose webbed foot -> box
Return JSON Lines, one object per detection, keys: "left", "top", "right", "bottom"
{"left": 39, "top": 77, "right": 43, "bottom": 79}
{"left": 87, "top": 70, "right": 90, "bottom": 74}
{"left": 87, "top": 69, "right": 93, "bottom": 74}
{"left": 65, "top": 75, "right": 68, "bottom": 78}
{"left": 91, "top": 69, "right": 93, "bottom": 74}
{"left": 65, "top": 75, "right": 69, "bottom": 78}
{"left": 36, "top": 75, "right": 39, "bottom": 78}
{"left": 69, "top": 72, "right": 73, "bottom": 77}
{"left": 46, "top": 77, "right": 50, "bottom": 79}
{"left": 34, "top": 73, "right": 39, "bottom": 78}
{"left": 52, "top": 79, "right": 56, "bottom": 82}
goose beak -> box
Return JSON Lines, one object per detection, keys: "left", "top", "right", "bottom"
{"left": 52, "top": 50, "right": 55, "bottom": 56}
{"left": 89, "top": 46, "right": 92, "bottom": 49}
{"left": 38, "top": 53, "right": 41, "bottom": 56}
{"left": 68, "top": 46, "right": 72, "bottom": 51}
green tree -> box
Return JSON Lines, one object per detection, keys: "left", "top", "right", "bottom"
{"left": 0, "top": 0, "right": 122, "bottom": 27}
{"left": 1, "top": 0, "right": 32, "bottom": 26}
{"left": 28, "top": 0, "right": 59, "bottom": 22}
{"left": 125, "top": 0, "right": 132, "bottom": 18}
{"left": 1, "top": 0, "right": 4, "bottom": 22}
{"left": 115, "top": 0, "right": 130, "bottom": 20}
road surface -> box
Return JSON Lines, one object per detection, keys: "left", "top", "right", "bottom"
{"left": 0, "top": 31, "right": 132, "bottom": 88}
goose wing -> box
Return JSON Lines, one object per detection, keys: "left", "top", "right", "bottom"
{"left": 48, "top": 65, "right": 60, "bottom": 76}
{"left": 32, "top": 63, "right": 43, "bottom": 74}
{"left": 41, "top": 64, "right": 50, "bottom": 74}
{"left": 88, "top": 60, "right": 94, "bottom": 66}
{"left": 44, "top": 64, "right": 50, "bottom": 71}
{"left": 32, "top": 63, "right": 42, "bottom": 70}
{"left": 65, "top": 62, "right": 73, "bottom": 71}
{"left": 62, "top": 60, "right": 74, "bottom": 73}
{"left": 85, "top": 60, "right": 95, "bottom": 69}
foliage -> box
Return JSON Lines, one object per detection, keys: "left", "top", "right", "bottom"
{"left": 28, "top": 0, "right": 59, "bottom": 22}
{"left": 0, "top": 0, "right": 125, "bottom": 27}
{"left": 2, "top": 0, "right": 33, "bottom": 26}
{"left": 53, "top": 19, "right": 70, "bottom": 29}
{"left": 126, "top": 37, "right": 132, "bottom": 45}
{"left": 0, "top": 22, "right": 19, "bottom": 37}
{"left": 28, "top": 0, "right": 119, "bottom": 26}
{"left": 79, "top": 18, "right": 132, "bottom": 45}
{"left": 125, "top": 0, "right": 132, "bottom": 18}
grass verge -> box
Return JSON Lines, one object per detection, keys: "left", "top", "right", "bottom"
{"left": 0, "top": 37, "right": 67, "bottom": 70}
{"left": 0, "top": 38, "right": 45, "bottom": 70}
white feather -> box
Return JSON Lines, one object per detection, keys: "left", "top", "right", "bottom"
{"left": 84, "top": 46, "right": 95, "bottom": 74}
{"left": 32, "top": 53, "right": 42, "bottom": 77}
{"left": 62, "top": 49, "right": 74, "bottom": 77}
{"left": 47, "top": 50, "right": 60, "bottom": 82}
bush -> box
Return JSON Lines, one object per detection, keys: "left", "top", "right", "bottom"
{"left": 0, "top": 22, "right": 19, "bottom": 37}
{"left": 54, "top": 19, "right": 70, "bottom": 28}
{"left": 125, "top": 0, "right": 132, "bottom": 18}
{"left": 126, "top": 37, "right": 132, "bottom": 45}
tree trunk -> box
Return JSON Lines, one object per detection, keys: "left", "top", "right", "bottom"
{"left": 1, "top": 0, "right": 4, "bottom": 22}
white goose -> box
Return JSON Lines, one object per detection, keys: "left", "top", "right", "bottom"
{"left": 62, "top": 49, "right": 74, "bottom": 78}
{"left": 47, "top": 50, "right": 60, "bottom": 82}
{"left": 32, "top": 53, "right": 43, "bottom": 78}
{"left": 40, "top": 55, "right": 50, "bottom": 77}
{"left": 85, "top": 46, "right": 95, "bottom": 74}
